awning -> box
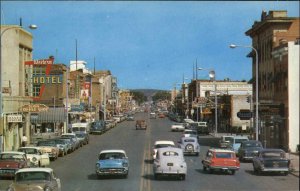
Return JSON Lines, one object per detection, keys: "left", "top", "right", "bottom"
{"left": 31, "top": 108, "right": 67, "bottom": 123}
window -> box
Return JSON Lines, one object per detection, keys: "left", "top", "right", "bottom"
{"left": 163, "top": 151, "right": 179, "bottom": 156}
{"left": 215, "top": 152, "right": 233, "bottom": 158}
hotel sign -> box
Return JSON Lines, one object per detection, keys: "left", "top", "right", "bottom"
{"left": 19, "top": 104, "right": 49, "bottom": 113}
{"left": 32, "top": 75, "right": 63, "bottom": 84}
{"left": 7, "top": 115, "right": 23, "bottom": 123}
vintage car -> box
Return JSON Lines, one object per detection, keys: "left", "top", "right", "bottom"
{"left": 7, "top": 168, "right": 61, "bottom": 191}
{"left": 18, "top": 147, "right": 50, "bottom": 167}
{"left": 202, "top": 148, "right": 240, "bottom": 175}
{"left": 95, "top": 150, "right": 129, "bottom": 178}
{"left": 52, "top": 138, "right": 72, "bottom": 155}
{"left": 152, "top": 140, "right": 175, "bottom": 160}
{"left": 36, "top": 140, "right": 60, "bottom": 161}
{"left": 57, "top": 137, "right": 76, "bottom": 153}
{"left": 136, "top": 120, "right": 147, "bottom": 130}
{"left": 178, "top": 137, "right": 200, "bottom": 156}
{"left": 238, "top": 140, "right": 263, "bottom": 161}
{"left": 126, "top": 115, "right": 135, "bottom": 121}
{"left": 189, "top": 122, "right": 209, "bottom": 135}
{"left": 171, "top": 123, "right": 185, "bottom": 132}
{"left": 232, "top": 135, "right": 249, "bottom": 153}
{"left": 182, "top": 129, "right": 198, "bottom": 139}
{"left": 61, "top": 133, "right": 81, "bottom": 148}
{"left": 75, "top": 132, "right": 89, "bottom": 145}
{"left": 0, "top": 151, "right": 29, "bottom": 178}
{"left": 150, "top": 112, "right": 157, "bottom": 119}
{"left": 153, "top": 147, "right": 187, "bottom": 180}
{"left": 90, "top": 120, "right": 106, "bottom": 134}
{"left": 71, "top": 122, "right": 90, "bottom": 134}
{"left": 252, "top": 149, "right": 290, "bottom": 175}
{"left": 219, "top": 135, "right": 234, "bottom": 148}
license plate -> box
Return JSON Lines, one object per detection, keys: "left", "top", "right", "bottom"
{"left": 167, "top": 163, "right": 173, "bottom": 166}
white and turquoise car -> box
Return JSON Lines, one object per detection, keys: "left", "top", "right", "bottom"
{"left": 95, "top": 150, "right": 129, "bottom": 178}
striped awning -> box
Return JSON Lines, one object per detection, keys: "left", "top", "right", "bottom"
{"left": 31, "top": 107, "right": 67, "bottom": 123}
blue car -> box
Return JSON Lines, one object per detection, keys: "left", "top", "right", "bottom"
{"left": 95, "top": 150, "right": 129, "bottom": 178}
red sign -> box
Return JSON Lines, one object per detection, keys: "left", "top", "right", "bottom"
{"left": 25, "top": 59, "right": 54, "bottom": 65}
{"left": 84, "top": 82, "right": 90, "bottom": 89}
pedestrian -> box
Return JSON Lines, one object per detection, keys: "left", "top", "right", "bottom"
{"left": 21, "top": 135, "right": 28, "bottom": 147}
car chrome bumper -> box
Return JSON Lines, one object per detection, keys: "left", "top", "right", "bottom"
{"left": 96, "top": 168, "right": 128, "bottom": 175}
{"left": 210, "top": 166, "right": 240, "bottom": 170}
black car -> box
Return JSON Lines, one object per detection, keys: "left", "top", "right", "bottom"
{"left": 252, "top": 149, "right": 290, "bottom": 175}
{"left": 90, "top": 121, "right": 106, "bottom": 134}
{"left": 238, "top": 140, "right": 263, "bottom": 161}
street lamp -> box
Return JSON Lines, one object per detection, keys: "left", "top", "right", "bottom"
{"left": 208, "top": 70, "right": 218, "bottom": 135}
{"left": 230, "top": 44, "right": 259, "bottom": 141}
{"left": 0, "top": 24, "right": 37, "bottom": 118}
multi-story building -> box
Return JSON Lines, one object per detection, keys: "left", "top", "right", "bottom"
{"left": 245, "top": 10, "right": 299, "bottom": 152}
{"left": 1, "top": 25, "right": 34, "bottom": 151}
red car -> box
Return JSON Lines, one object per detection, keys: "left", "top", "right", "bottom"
{"left": 0, "top": 151, "right": 29, "bottom": 178}
{"left": 202, "top": 148, "right": 240, "bottom": 175}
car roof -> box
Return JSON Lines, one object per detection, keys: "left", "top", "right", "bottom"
{"left": 208, "top": 148, "right": 235, "bottom": 153}
{"left": 99, "top": 150, "right": 126, "bottom": 155}
{"left": 157, "top": 147, "right": 183, "bottom": 153}
{"left": 0, "top": 151, "right": 25, "bottom": 155}
{"left": 16, "top": 167, "right": 53, "bottom": 173}
{"left": 154, "top": 140, "right": 175, "bottom": 145}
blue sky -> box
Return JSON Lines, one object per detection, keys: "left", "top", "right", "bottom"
{"left": 1, "top": 1, "right": 299, "bottom": 90}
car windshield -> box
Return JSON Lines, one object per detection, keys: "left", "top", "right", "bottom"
{"left": 18, "top": 148, "right": 38, "bottom": 154}
{"left": 262, "top": 151, "right": 285, "bottom": 159}
{"left": 37, "top": 141, "right": 55, "bottom": 146}
{"left": 155, "top": 144, "right": 174, "bottom": 148}
{"left": 99, "top": 152, "right": 125, "bottom": 160}
{"left": 0, "top": 154, "right": 25, "bottom": 161}
{"left": 244, "top": 142, "right": 262, "bottom": 148}
{"left": 185, "top": 131, "right": 197, "bottom": 135}
{"left": 235, "top": 138, "right": 248, "bottom": 144}
{"left": 215, "top": 152, "right": 233, "bottom": 158}
{"left": 224, "top": 137, "right": 234, "bottom": 143}
{"left": 16, "top": 171, "right": 51, "bottom": 182}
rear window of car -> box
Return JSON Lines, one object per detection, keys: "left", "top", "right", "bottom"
{"left": 234, "top": 138, "right": 248, "bottom": 144}
{"left": 162, "top": 151, "right": 179, "bottom": 156}
{"left": 184, "top": 139, "right": 195, "bottom": 143}
{"left": 262, "top": 151, "right": 284, "bottom": 158}
{"left": 155, "top": 144, "right": 174, "bottom": 148}
{"left": 215, "top": 152, "right": 233, "bottom": 158}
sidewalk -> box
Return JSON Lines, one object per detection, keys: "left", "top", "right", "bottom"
{"left": 288, "top": 153, "right": 299, "bottom": 177}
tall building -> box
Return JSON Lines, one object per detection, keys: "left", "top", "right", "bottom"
{"left": 245, "top": 10, "right": 299, "bottom": 152}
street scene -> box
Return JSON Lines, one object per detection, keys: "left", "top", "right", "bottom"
{"left": 0, "top": 1, "right": 299, "bottom": 191}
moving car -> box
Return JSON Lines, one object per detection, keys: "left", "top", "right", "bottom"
{"left": 202, "top": 148, "right": 240, "bottom": 175}
{"left": 238, "top": 140, "right": 263, "bottom": 161}
{"left": 219, "top": 135, "right": 234, "bottom": 148}
{"left": 136, "top": 120, "right": 147, "bottom": 130}
{"left": 7, "top": 168, "right": 61, "bottom": 191}
{"left": 232, "top": 135, "right": 249, "bottom": 153}
{"left": 152, "top": 140, "right": 175, "bottom": 160}
{"left": 182, "top": 129, "right": 198, "bottom": 139}
{"left": 178, "top": 137, "right": 200, "bottom": 156}
{"left": 18, "top": 147, "right": 50, "bottom": 167}
{"left": 95, "top": 150, "right": 129, "bottom": 178}
{"left": 153, "top": 147, "right": 187, "bottom": 180}
{"left": 0, "top": 151, "right": 29, "bottom": 178}
{"left": 171, "top": 123, "right": 185, "bottom": 132}
{"left": 252, "top": 149, "right": 290, "bottom": 175}
{"left": 189, "top": 121, "right": 209, "bottom": 135}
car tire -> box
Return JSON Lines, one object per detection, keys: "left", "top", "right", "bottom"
{"left": 208, "top": 168, "right": 213, "bottom": 174}
{"left": 203, "top": 166, "right": 207, "bottom": 171}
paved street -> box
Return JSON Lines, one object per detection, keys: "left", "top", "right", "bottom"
{"left": 1, "top": 112, "right": 299, "bottom": 191}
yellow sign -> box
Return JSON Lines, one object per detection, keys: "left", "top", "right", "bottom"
{"left": 202, "top": 108, "right": 212, "bottom": 114}
{"left": 19, "top": 104, "right": 49, "bottom": 113}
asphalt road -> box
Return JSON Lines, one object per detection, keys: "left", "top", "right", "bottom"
{"left": 1, "top": 112, "right": 299, "bottom": 191}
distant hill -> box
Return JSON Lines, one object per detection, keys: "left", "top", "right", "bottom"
{"left": 130, "top": 89, "right": 169, "bottom": 100}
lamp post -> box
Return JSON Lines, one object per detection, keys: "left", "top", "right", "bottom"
{"left": 0, "top": 24, "right": 37, "bottom": 118}
{"left": 208, "top": 70, "right": 217, "bottom": 135}
{"left": 229, "top": 44, "right": 259, "bottom": 141}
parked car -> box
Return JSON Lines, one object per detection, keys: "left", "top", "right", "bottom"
{"left": 71, "top": 122, "right": 90, "bottom": 134}
{"left": 136, "top": 120, "right": 147, "bottom": 130}
{"left": 238, "top": 140, "right": 263, "bottom": 161}
{"left": 90, "top": 120, "right": 106, "bottom": 134}
{"left": 95, "top": 150, "right": 129, "bottom": 178}
{"left": 75, "top": 132, "right": 89, "bottom": 145}
{"left": 18, "top": 147, "right": 50, "bottom": 167}
{"left": 57, "top": 137, "right": 76, "bottom": 153}
{"left": 0, "top": 151, "right": 29, "bottom": 178}
{"left": 126, "top": 115, "right": 134, "bottom": 121}
{"left": 105, "top": 119, "right": 116, "bottom": 130}
{"left": 232, "top": 135, "right": 249, "bottom": 153}
{"left": 252, "top": 149, "right": 290, "bottom": 175}
{"left": 153, "top": 147, "right": 187, "bottom": 180}
{"left": 219, "top": 135, "right": 234, "bottom": 148}
{"left": 202, "top": 148, "right": 240, "bottom": 175}
{"left": 52, "top": 138, "right": 71, "bottom": 156}
{"left": 8, "top": 168, "right": 61, "bottom": 191}
{"left": 171, "top": 123, "right": 185, "bottom": 132}
{"left": 36, "top": 140, "right": 59, "bottom": 161}
{"left": 61, "top": 133, "right": 81, "bottom": 149}
{"left": 178, "top": 137, "right": 200, "bottom": 156}
{"left": 152, "top": 140, "right": 175, "bottom": 160}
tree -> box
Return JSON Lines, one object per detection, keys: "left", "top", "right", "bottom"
{"left": 131, "top": 91, "right": 147, "bottom": 104}
{"left": 152, "top": 91, "right": 171, "bottom": 102}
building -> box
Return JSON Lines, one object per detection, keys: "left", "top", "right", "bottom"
{"left": 1, "top": 25, "right": 34, "bottom": 151}
{"left": 245, "top": 10, "right": 299, "bottom": 152}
